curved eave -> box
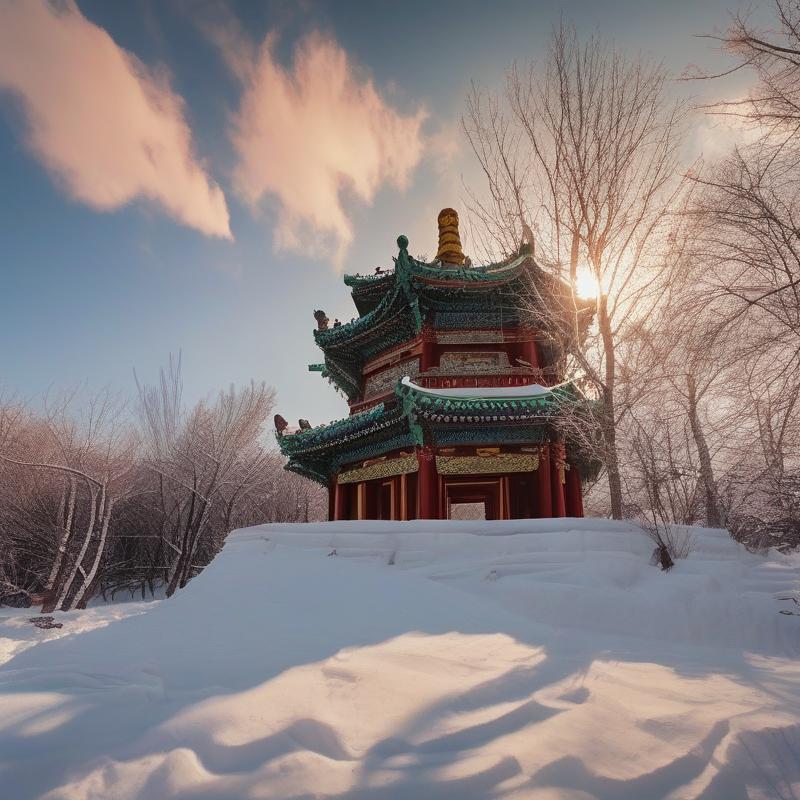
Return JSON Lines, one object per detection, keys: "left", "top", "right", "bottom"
{"left": 397, "top": 376, "right": 576, "bottom": 407}
{"left": 284, "top": 460, "right": 328, "bottom": 486}
{"left": 313, "top": 276, "right": 420, "bottom": 398}
{"left": 314, "top": 279, "right": 404, "bottom": 350}
{"left": 314, "top": 250, "right": 540, "bottom": 358}
{"left": 318, "top": 305, "right": 416, "bottom": 355}
{"left": 345, "top": 272, "right": 396, "bottom": 316}
{"left": 343, "top": 271, "right": 395, "bottom": 289}
{"left": 277, "top": 403, "right": 402, "bottom": 458}
{"left": 322, "top": 355, "right": 360, "bottom": 401}
{"left": 408, "top": 253, "right": 530, "bottom": 286}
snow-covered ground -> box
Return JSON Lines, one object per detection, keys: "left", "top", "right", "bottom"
{"left": 1, "top": 519, "right": 799, "bottom": 799}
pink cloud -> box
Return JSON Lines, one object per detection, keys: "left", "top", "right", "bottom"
{"left": 0, "top": 0, "right": 231, "bottom": 239}
{"left": 229, "top": 31, "right": 426, "bottom": 265}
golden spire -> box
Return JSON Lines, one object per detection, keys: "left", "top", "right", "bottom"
{"left": 435, "top": 207, "right": 465, "bottom": 265}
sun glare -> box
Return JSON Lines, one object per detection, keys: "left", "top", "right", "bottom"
{"left": 575, "top": 268, "right": 599, "bottom": 299}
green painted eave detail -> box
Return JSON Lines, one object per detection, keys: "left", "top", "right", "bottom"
{"left": 277, "top": 376, "right": 592, "bottom": 486}
{"left": 284, "top": 460, "right": 329, "bottom": 486}
{"left": 277, "top": 403, "right": 391, "bottom": 456}
{"left": 343, "top": 272, "right": 395, "bottom": 288}
{"left": 407, "top": 252, "right": 529, "bottom": 283}
{"left": 318, "top": 250, "right": 530, "bottom": 350}
{"left": 310, "top": 242, "right": 537, "bottom": 402}
{"left": 314, "top": 281, "right": 400, "bottom": 348}
{"left": 395, "top": 380, "right": 578, "bottom": 414}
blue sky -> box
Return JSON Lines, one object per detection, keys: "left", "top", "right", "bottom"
{"left": 0, "top": 0, "right": 761, "bottom": 428}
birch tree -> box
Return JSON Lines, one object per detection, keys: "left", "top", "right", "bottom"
{"left": 0, "top": 393, "right": 137, "bottom": 611}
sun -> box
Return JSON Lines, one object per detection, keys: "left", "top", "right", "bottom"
{"left": 575, "top": 268, "right": 599, "bottom": 299}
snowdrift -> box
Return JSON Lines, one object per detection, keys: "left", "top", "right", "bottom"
{"left": 1, "top": 518, "right": 799, "bottom": 799}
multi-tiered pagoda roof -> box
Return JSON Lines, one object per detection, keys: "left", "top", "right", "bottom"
{"left": 277, "top": 209, "right": 595, "bottom": 521}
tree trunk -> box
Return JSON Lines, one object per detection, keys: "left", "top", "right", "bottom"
{"left": 165, "top": 489, "right": 196, "bottom": 597}
{"left": 598, "top": 294, "right": 624, "bottom": 519}
{"left": 54, "top": 483, "right": 100, "bottom": 611}
{"left": 686, "top": 375, "right": 723, "bottom": 528}
{"left": 601, "top": 391, "right": 624, "bottom": 519}
{"left": 73, "top": 498, "right": 115, "bottom": 609}
{"left": 47, "top": 477, "right": 76, "bottom": 589}
{"left": 42, "top": 476, "right": 77, "bottom": 612}
{"left": 165, "top": 532, "right": 188, "bottom": 598}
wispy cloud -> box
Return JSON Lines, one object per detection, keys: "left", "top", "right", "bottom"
{"left": 427, "top": 120, "right": 463, "bottom": 177}
{"left": 0, "top": 0, "right": 231, "bottom": 239}
{"left": 222, "top": 27, "right": 425, "bottom": 265}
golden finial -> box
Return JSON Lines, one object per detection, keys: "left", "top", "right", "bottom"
{"left": 435, "top": 207, "right": 465, "bottom": 265}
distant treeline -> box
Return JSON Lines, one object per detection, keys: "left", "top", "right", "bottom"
{"left": 0, "top": 357, "right": 325, "bottom": 611}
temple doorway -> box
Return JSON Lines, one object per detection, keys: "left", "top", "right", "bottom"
{"left": 376, "top": 479, "right": 395, "bottom": 521}
{"left": 443, "top": 478, "right": 503, "bottom": 520}
{"left": 448, "top": 501, "right": 486, "bottom": 520}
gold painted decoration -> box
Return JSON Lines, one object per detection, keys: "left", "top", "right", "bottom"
{"left": 436, "top": 454, "right": 539, "bottom": 475}
{"left": 436, "top": 331, "right": 505, "bottom": 344}
{"left": 435, "top": 208, "right": 465, "bottom": 265}
{"left": 337, "top": 456, "right": 418, "bottom": 484}
{"left": 423, "top": 351, "right": 513, "bottom": 377}
{"left": 363, "top": 356, "right": 419, "bottom": 399}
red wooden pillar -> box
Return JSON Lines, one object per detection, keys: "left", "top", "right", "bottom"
{"left": 566, "top": 466, "right": 584, "bottom": 517}
{"left": 531, "top": 339, "right": 540, "bottom": 368}
{"left": 334, "top": 480, "right": 348, "bottom": 521}
{"left": 537, "top": 443, "right": 552, "bottom": 518}
{"left": 328, "top": 478, "right": 336, "bottom": 521}
{"left": 420, "top": 326, "right": 436, "bottom": 372}
{"left": 417, "top": 445, "right": 439, "bottom": 519}
{"left": 520, "top": 330, "right": 539, "bottom": 369}
{"left": 552, "top": 443, "right": 566, "bottom": 518}
{"left": 399, "top": 473, "right": 408, "bottom": 521}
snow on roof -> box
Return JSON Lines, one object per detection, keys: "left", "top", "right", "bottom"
{"left": 400, "top": 375, "right": 557, "bottom": 399}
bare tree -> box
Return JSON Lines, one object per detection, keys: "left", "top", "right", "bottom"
{"left": 638, "top": 0, "right": 800, "bottom": 548}
{"left": 633, "top": 253, "right": 735, "bottom": 529}
{"left": 697, "top": 1, "right": 800, "bottom": 134}
{"left": 464, "top": 22, "right": 689, "bottom": 517}
{"left": 0, "top": 365, "right": 326, "bottom": 611}
{"left": 687, "top": 1, "right": 800, "bottom": 368}
{"left": 687, "top": 150, "right": 800, "bottom": 380}
{"left": 136, "top": 357, "right": 275, "bottom": 596}
{"left": 0, "top": 392, "right": 137, "bottom": 611}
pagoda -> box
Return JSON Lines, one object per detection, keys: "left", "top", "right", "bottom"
{"left": 276, "top": 208, "right": 595, "bottom": 521}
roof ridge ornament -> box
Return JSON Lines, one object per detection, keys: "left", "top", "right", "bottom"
{"left": 435, "top": 207, "right": 466, "bottom": 266}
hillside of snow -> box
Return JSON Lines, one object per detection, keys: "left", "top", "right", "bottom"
{"left": 1, "top": 518, "right": 799, "bottom": 799}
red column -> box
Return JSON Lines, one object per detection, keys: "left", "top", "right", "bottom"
{"left": 328, "top": 478, "right": 336, "bottom": 521}
{"left": 399, "top": 474, "right": 408, "bottom": 521}
{"left": 417, "top": 445, "right": 439, "bottom": 519}
{"left": 552, "top": 443, "right": 566, "bottom": 518}
{"left": 420, "top": 326, "right": 436, "bottom": 372}
{"left": 531, "top": 339, "right": 540, "bottom": 369}
{"left": 334, "top": 480, "right": 348, "bottom": 521}
{"left": 520, "top": 331, "right": 539, "bottom": 369}
{"left": 537, "top": 444, "right": 552, "bottom": 518}
{"left": 566, "top": 466, "right": 584, "bottom": 518}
